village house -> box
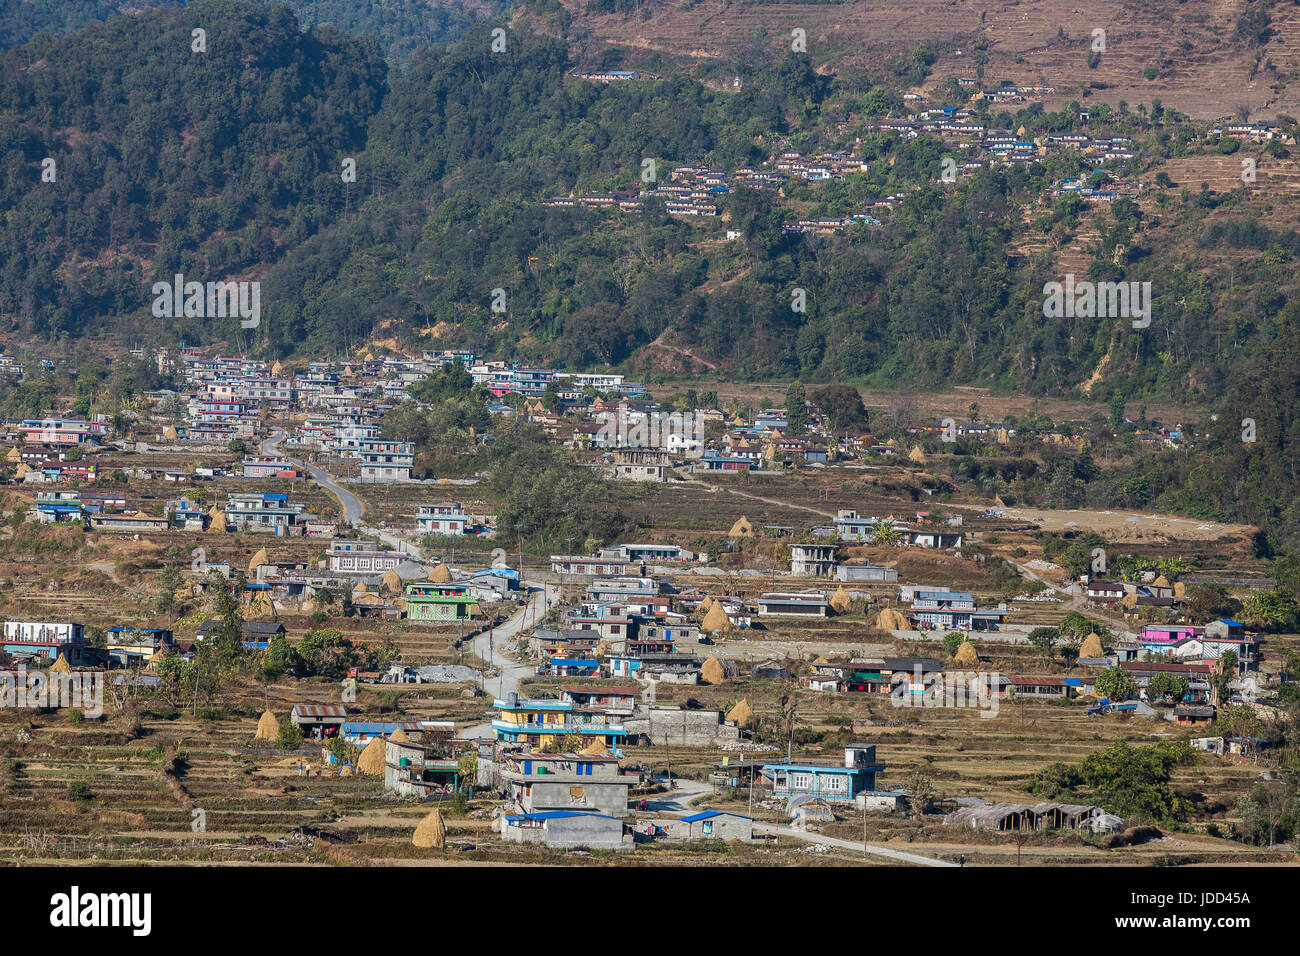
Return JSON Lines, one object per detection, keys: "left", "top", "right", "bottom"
{"left": 490, "top": 692, "right": 628, "bottom": 753}
{"left": 497, "top": 750, "right": 631, "bottom": 816}
{"left": 762, "top": 744, "right": 886, "bottom": 802}
{"left": 384, "top": 737, "right": 462, "bottom": 799}
{"left": 415, "top": 503, "right": 469, "bottom": 536}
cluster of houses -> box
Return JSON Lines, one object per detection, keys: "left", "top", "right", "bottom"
{"left": 541, "top": 147, "right": 877, "bottom": 223}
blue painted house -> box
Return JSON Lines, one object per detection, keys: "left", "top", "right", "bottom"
{"left": 762, "top": 744, "right": 885, "bottom": 802}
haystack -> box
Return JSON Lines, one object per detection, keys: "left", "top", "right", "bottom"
{"left": 429, "top": 563, "right": 452, "bottom": 584}
{"left": 593, "top": 641, "right": 609, "bottom": 658}
{"left": 725, "top": 698, "right": 753, "bottom": 728}
{"left": 339, "top": 765, "right": 354, "bottom": 777}
{"left": 701, "top": 655, "right": 727, "bottom": 685}
{"left": 1121, "top": 592, "right": 1138, "bottom": 610}
{"left": 1079, "top": 633, "right": 1105, "bottom": 658}
{"left": 5, "top": 446, "right": 19, "bottom": 462}
{"left": 580, "top": 736, "right": 609, "bottom": 756}
{"left": 993, "top": 495, "right": 1007, "bottom": 508}
{"left": 50, "top": 655, "right": 72, "bottom": 674}
{"left": 828, "top": 585, "right": 852, "bottom": 614}
{"left": 701, "top": 602, "right": 731, "bottom": 633}
{"left": 953, "top": 641, "right": 979, "bottom": 666}
{"left": 875, "top": 608, "right": 909, "bottom": 631}
{"left": 389, "top": 727, "right": 410, "bottom": 743}
{"left": 356, "top": 735, "right": 386, "bottom": 774}
{"left": 1173, "top": 581, "right": 1186, "bottom": 599}
{"left": 729, "top": 515, "right": 753, "bottom": 537}
{"left": 412, "top": 809, "right": 447, "bottom": 849}
{"left": 353, "top": 581, "right": 368, "bottom": 594}
{"left": 380, "top": 569, "right": 403, "bottom": 594}
{"left": 1153, "top": 574, "right": 1170, "bottom": 588}
{"left": 696, "top": 595, "right": 715, "bottom": 617}
{"left": 163, "top": 426, "right": 178, "bottom": 440}
{"left": 207, "top": 505, "right": 224, "bottom": 532}
{"left": 248, "top": 547, "right": 269, "bottom": 575}
{"left": 255, "top": 710, "right": 279, "bottom": 741}
{"left": 908, "top": 446, "right": 926, "bottom": 464}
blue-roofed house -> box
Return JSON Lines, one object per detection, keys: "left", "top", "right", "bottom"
{"left": 501, "top": 810, "right": 627, "bottom": 850}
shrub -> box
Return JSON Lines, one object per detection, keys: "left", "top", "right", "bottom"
{"left": 66, "top": 781, "right": 93, "bottom": 801}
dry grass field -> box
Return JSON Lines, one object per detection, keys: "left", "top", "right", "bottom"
{"left": 529, "top": 0, "right": 1300, "bottom": 120}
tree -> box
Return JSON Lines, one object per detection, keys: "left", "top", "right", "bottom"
{"left": 871, "top": 519, "right": 902, "bottom": 546}
{"left": 1215, "top": 650, "right": 1239, "bottom": 704}
{"left": 228, "top": 439, "right": 246, "bottom": 455}
{"left": 1242, "top": 588, "right": 1300, "bottom": 633}
{"left": 1028, "top": 627, "right": 1059, "bottom": 664}
{"left": 942, "top": 632, "right": 968, "bottom": 657}
{"left": 905, "top": 771, "right": 936, "bottom": 819}
{"left": 1094, "top": 667, "right": 1138, "bottom": 700}
{"left": 810, "top": 384, "right": 868, "bottom": 431}
{"left": 1147, "top": 672, "right": 1190, "bottom": 703}
{"left": 155, "top": 563, "right": 182, "bottom": 614}
{"left": 785, "top": 381, "right": 807, "bottom": 435}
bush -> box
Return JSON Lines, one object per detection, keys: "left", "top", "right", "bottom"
{"left": 278, "top": 722, "right": 305, "bottom": 749}
{"left": 66, "top": 708, "right": 84, "bottom": 724}
{"left": 66, "top": 781, "right": 93, "bottom": 801}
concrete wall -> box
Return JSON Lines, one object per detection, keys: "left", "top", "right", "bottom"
{"left": 623, "top": 708, "right": 741, "bottom": 746}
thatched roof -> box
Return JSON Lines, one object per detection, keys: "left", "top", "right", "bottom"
{"left": 953, "top": 641, "right": 979, "bottom": 666}
{"left": 828, "top": 585, "right": 852, "bottom": 614}
{"left": 701, "top": 602, "right": 731, "bottom": 633}
{"left": 725, "top": 698, "right": 753, "bottom": 727}
{"left": 429, "top": 563, "right": 452, "bottom": 583}
{"left": 255, "top": 710, "right": 279, "bottom": 741}
{"left": 412, "top": 809, "right": 447, "bottom": 848}
{"left": 729, "top": 515, "right": 753, "bottom": 537}
{"left": 701, "top": 655, "right": 727, "bottom": 685}
{"left": 356, "top": 736, "right": 386, "bottom": 774}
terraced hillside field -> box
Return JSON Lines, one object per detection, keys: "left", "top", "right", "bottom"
{"left": 534, "top": 0, "right": 1300, "bottom": 119}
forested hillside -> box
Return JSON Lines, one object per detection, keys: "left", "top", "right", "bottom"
{"left": 0, "top": 0, "right": 1297, "bottom": 549}
{"left": 0, "top": 0, "right": 509, "bottom": 61}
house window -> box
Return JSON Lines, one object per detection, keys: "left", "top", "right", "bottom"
{"left": 791, "top": 773, "right": 811, "bottom": 791}
{"left": 822, "top": 774, "right": 846, "bottom": 793}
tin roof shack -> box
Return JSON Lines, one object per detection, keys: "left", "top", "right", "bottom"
{"left": 499, "top": 752, "right": 631, "bottom": 816}
{"left": 290, "top": 704, "right": 348, "bottom": 739}
{"left": 1172, "top": 705, "right": 1217, "bottom": 726}
{"left": 502, "top": 811, "right": 628, "bottom": 850}
{"left": 385, "top": 738, "right": 463, "bottom": 799}
{"left": 665, "top": 810, "right": 754, "bottom": 842}
{"left": 944, "top": 801, "right": 1121, "bottom": 834}
{"left": 623, "top": 706, "right": 742, "bottom": 746}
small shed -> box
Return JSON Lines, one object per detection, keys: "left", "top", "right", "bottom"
{"left": 677, "top": 810, "right": 753, "bottom": 841}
